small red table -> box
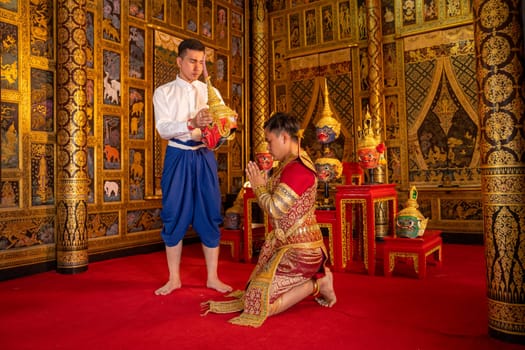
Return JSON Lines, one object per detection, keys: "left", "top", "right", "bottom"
{"left": 315, "top": 209, "right": 337, "bottom": 267}
{"left": 334, "top": 184, "right": 398, "bottom": 275}
{"left": 243, "top": 188, "right": 267, "bottom": 262}
{"left": 383, "top": 229, "right": 443, "bottom": 279}
{"left": 220, "top": 228, "right": 242, "bottom": 262}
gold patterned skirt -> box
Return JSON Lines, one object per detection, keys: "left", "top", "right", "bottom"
{"left": 202, "top": 238, "right": 327, "bottom": 327}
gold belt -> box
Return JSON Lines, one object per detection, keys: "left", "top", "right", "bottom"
{"left": 292, "top": 223, "right": 321, "bottom": 236}
{"left": 278, "top": 239, "right": 325, "bottom": 251}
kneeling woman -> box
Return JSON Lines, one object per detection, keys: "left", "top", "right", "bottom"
{"left": 202, "top": 112, "right": 336, "bottom": 327}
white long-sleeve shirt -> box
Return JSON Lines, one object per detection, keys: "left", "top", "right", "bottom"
{"left": 153, "top": 76, "right": 224, "bottom": 142}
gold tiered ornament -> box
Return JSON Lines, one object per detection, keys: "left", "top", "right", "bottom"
{"left": 356, "top": 105, "right": 386, "bottom": 183}
{"left": 315, "top": 80, "right": 341, "bottom": 144}
{"left": 314, "top": 79, "right": 342, "bottom": 209}
{"left": 200, "top": 64, "right": 238, "bottom": 150}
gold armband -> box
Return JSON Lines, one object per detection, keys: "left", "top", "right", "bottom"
{"left": 253, "top": 185, "right": 267, "bottom": 197}
{"left": 312, "top": 279, "right": 320, "bottom": 297}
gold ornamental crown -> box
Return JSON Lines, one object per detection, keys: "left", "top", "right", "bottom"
{"left": 314, "top": 157, "right": 343, "bottom": 179}
{"left": 203, "top": 63, "right": 236, "bottom": 138}
{"left": 357, "top": 105, "right": 382, "bottom": 150}
{"left": 255, "top": 141, "right": 269, "bottom": 154}
{"left": 206, "top": 77, "right": 236, "bottom": 138}
{"left": 315, "top": 79, "right": 341, "bottom": 138}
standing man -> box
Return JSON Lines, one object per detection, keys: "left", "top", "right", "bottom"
{"left": 153, "top": 38, "right": 232, "bottom": 295}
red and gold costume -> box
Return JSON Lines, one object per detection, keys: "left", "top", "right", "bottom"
{"left": 202, "top": 151, "right": 328, "bottom": 327}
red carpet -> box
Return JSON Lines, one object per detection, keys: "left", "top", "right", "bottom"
{"left": 0, "top": 243, "right": 523, "bottom": 350}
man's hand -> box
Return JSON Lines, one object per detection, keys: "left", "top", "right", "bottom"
{"left": 193, "top": 107, "right": 213, "bottom": 128}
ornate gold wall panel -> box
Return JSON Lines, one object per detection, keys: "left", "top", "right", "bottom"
{"left": 417, "top": 187, "right": 482, "bottom": 234}
{"left": 402, "top": 26, "right": 482, "bottom": 233}
{"left": 396, "top": 0, "right": 473, "bottom": 36}
{"left": 287, "top": 58, "right": 355, "bottom": 162}
{"left": 404, "top": 26, "right": 479, "bottom": 187}
{"left": 0, "top": 0, "right": 59, "bottom": 269}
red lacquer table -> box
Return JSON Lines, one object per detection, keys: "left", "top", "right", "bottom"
{"left": 219, "top": 188, "right": 266, "bottom": 263}
{"left": 220, "top": 228, "right": 242, "bottom": 261}
{"left": 242, "top": 187, "right": 267, "bottom": 262}
{"left": 315, "top": 209, "right": 337, "bottom": 267}
{"left": 383, "top": 229, "right": 443, "bottom": 279}
{"left": 334, "top": 184, "right": 398, "bottom": 275}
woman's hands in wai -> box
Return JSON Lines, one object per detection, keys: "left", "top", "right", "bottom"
{"left": 245, "top": 161, "right": 267, "bottom": 188}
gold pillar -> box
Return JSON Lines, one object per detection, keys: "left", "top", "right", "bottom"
{"left": 366, "top": 0, "right": 384, "bottom": 115}
{"left": 251, "top": 0, "right": 270, "bottom": 152}
{"left": 366, "top": 0, "right": 386, "bottom": 185}
{"left": 474, "top": 0, "right": 525, "bottom": 343}
{"left": 55, "top": 0, "right": 90, "bottom": 273}
{"left": 367, "top": 0, "right": 388, "bottom": 239}
{"left": 366, "top": 0, "right": 384, "bottom": 118}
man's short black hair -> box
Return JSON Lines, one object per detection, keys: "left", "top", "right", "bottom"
{"left": 264, "top": 112, "right": 300, "bottom": 142}
{"left": 178, "top": 39, "right": 205, "bottom": 57}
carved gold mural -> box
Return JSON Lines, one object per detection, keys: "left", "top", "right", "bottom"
{"left": 404, "top": 26, "right": 479, "bottom": 186}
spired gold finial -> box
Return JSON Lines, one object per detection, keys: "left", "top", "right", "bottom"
{"left": 315, "top": 78, "right": 341, "bottom": 141}
{"left": 203, "top": 63, "right": 236, "bottom": 139}
{"left": 199, "top": 62, "right": 237, "bottom": 150}
{"left": 357, "top": 105, "right": 382, "bottom": 150}
{"left": 321, "top": 79, "right": 333, "bottom": 119}
{"left": 406, "top": 186, "right": 419, "bottom": 209}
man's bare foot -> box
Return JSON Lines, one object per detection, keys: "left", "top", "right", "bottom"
{"left": 315, "top": 269, "right": 337, "bottom": 307}
{"left": 154, "top": 279, "right": 182, "bottom": 296}
{"left": 206, "top": 279, "right": 233, "bottom": 293}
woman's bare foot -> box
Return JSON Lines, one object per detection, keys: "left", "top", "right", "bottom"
{"left": 315, "top": 269, "right": 337, "bottom": 307}
{"left": 207, "top": 278, "right": 233, "bottom": 293}
{"left": 154, "top": 279, "right": 182, "bottom": 296}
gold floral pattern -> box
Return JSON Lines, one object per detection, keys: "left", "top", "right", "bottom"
{"left": 476, "top": 0, "right": 525, "bottom": 338}
{"left": 55, "top": 0, "right": 90, "bottom": 272}
{"left": 479, "top": 0, "right": 509, "bottom": 29}
{"left": 484, "top": 73, "right": 514, "bottom": 104}
{"left": 484, "top": 111, "right": 516, "bottom": 143}
{"left": 482, "top": 35, "right": 510, "bottom": 66}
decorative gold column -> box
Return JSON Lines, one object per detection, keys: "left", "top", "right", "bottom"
{"left": 366, "top": 0, "right": 386, "bottom": 184}
{"left": 474, "top": 0, "right": 525, "bottom": 343}
{"left": 251, "top": 0, "right": 270, "bottom": 153}
{"left": 367, "top": 0, "right": 389, "bottom": 239}
{"left": 55, "top": 0, "right": 90, "bottom": 273}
